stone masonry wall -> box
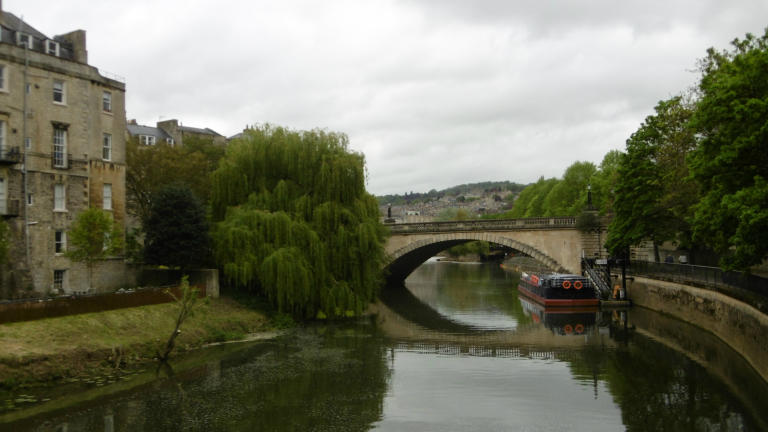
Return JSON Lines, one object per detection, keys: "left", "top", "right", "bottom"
{"left": 627, "top": 276, "right": 768, "bottom": 381}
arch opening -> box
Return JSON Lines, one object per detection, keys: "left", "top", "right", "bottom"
{"left": 385, "top": 234, "right": 565, "bottom": 284}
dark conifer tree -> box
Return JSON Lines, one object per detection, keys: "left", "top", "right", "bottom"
{"left": 144, "top": 184, "right": 211, "bottom": 270}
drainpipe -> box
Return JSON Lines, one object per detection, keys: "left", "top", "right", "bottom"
{"left": 20, "top": 16, "right": 31, "bottom": 267}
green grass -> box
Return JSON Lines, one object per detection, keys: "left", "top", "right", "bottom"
{"left": 0, "top": 297, "right": 272, "bottom": 388}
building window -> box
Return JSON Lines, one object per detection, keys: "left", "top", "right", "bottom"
{"left": 53, "top": 126, "right": 67, "bottom": 168}
{"left": 55, "top": 230, "right": 66, "bottom": 254}
{"left": 139, "top": 135, "right": 156, "bottom": 146}
{"left": 0, "top": 64, "right": 7, "bottom": 92}
{"left": 54, "top": 184, "right": 66, "bottom": 211}
{"left": 46, "top": 40, "right": 60, "bottom": 56}
{"left": 102, "top": 91, "right": 112, "bottom": 112}
{"left": 27, "top": 193, "right": 33, "bottom": 205}
{"left": 103, "top": 184, "right": 112, "bottom": 210}
{"left": 0, "top": 120, "right": 5, "bottom": 150}
{"left": 53, "top": 270, "right": 65, "bottom": 291}
{"left": 53, "top": 80, "right": 65, "bottom": 104}
{"left": 25, "top": 137, "right": 32, "bottom": 149}
{"left": 103, "top": 133, "right": 112, "bottom": 160}
{"left": 16, "top": 32, "right": 33, "bottom": 49}
{"left": 166, "top": 138, "right": 175, "bottom": 146}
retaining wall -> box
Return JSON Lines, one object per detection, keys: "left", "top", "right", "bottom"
{"left": 627, "top": 276, "right": 768, "bottom": 381}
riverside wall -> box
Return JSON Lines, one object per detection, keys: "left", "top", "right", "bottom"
{"left": 626, "top": 276, "right": 768, "bottom": 381}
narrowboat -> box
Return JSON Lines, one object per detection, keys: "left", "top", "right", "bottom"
{"left": 517, "top": 272, "right": 599, "bottom": 307}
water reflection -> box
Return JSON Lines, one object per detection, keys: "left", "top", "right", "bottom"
{"left": 403, "top": 258, "right": 525, "bottom": 330}
{"left": 518, "top": 296, "right": 598, "bottom": 336}
{"left": 3, "top": 260, "right": 767, "bottom": 431}
{"left": 375, "top": 260, "right": 767, "bottom": 431}
{"left": 4, "top": 324, "right": 392, "bottom": 432}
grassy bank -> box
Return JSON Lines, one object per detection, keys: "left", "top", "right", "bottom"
{"left": 0, "top": 297, "right": 275, "bottom": 389}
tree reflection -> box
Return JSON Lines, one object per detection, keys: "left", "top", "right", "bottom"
{"left": 17, "top": 323, "right": 391, "bottom": 432}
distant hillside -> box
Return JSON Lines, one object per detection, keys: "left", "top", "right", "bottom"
{"left": 376, "top": 181, "right": 528, "bottom": 206}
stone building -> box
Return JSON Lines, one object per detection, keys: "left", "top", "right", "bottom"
{"left": 0, "top": 7, "right": 127, "bottom": 296}
{"left": 127, "top": 118, "right": 225, "bottom": 147}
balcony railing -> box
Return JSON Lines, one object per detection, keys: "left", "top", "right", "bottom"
{"left": 0, "top": 146, "right": 21, "bottom": 164}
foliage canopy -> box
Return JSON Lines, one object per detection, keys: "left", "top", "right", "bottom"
{"left": 605, "top": 96, "right": 697, "bottom": 258}
{"left": 211, "top": 125, "right": 387, "bottom": 318}
{"left": 688, "top": 30, "right": 768, "bottom": 269}
{"left": 144, "top": 184, "right": 211, "bottom": 270}
{"left": 126, "top": 137, "right": 214, "bottom": 225}
{"left": 65, "top": 208, "right": 124, "bottom": 290}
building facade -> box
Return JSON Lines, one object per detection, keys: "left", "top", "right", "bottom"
{"left": 0, "top": 8, "right": 127, "bottom": 296}
{"left": 127, "top": 118, "right": 225, "bottom": 147}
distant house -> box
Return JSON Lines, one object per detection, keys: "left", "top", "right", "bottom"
{"left": 127, "top": 119, "right": 225, "bottom": 147}
{"left": 126, "top": 121, "right": 174, "bottom": 146}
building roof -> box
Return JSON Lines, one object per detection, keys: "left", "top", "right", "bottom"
{"left": 127, "top": 124, "right": 173, "bottom": 140}
{"left": 0, "top": 12, "right": 48, "bottom": 40}
{"left": 179, "top": 125, "right": 223, "bottom": 137}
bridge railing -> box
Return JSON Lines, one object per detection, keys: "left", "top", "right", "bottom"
{"left": 625, "top": 260, "right": 768, "bottom": 312}
{"left": 386, "top": 217, "right": 576, "bottom": 233}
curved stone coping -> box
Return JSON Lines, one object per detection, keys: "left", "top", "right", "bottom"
{"left": 387, "top": 217, "right": 576, "bottom": 234}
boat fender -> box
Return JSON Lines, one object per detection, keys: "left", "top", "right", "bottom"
{"left": 562, "top": 280, "right": 571, "bottom": 289}
{"left": 574, "top": 280, "right": 583, "bottom": 290}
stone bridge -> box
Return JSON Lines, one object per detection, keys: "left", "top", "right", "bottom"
{"left": 384, "top": 217, "right": 604, "bottom": 283}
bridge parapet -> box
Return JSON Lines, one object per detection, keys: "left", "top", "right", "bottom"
{"left": 387, "top": 217, "right": 576, "bottom": 234}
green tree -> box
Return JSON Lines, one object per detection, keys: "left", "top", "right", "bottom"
{"left": 158, "top": 275, "right": 201, "bottom": 362}
{"left": 211, "top": 125, "right": 387, "bottom": 318}
{"left": 181, "top": 135, "right": 226, "bottom": 172}
{"left": 542, "top": 161, "right": 597, "bottom": 216}
{"left": 126, "top": 138, "right": 211, "bottom": 225}
{"left": 445, "top": 241, "right": 490, "bottom": 258}
{"left": 508, "top": 177, "right": 559, "bottom": 218}
{"left": 65, "top": 208, "right": 124, "bottom": 291}
{"left": 590, "top": 150, "right": 623, "bottom": 214}
{"left": 688, "top": 29, "right": 768, "bottom": 270}
{"left": 605, "top": 96, "right": 696, "bottom": 260}
{"left": 144, "top": 184, "right": 211, "bottom": 271}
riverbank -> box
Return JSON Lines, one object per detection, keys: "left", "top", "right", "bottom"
{"left": 0, "top": 297, "right": 277, "bottom": 391}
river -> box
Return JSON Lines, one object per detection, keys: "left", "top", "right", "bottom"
{"left": 3, "top": 259, "right": 767, "bottom": 431}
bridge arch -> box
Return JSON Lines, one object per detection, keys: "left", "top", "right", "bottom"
{"left": 385, "top": 232, "right": 567, "bottom": 283}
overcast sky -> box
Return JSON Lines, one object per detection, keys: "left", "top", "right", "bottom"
{"left": 7, "top": 1, "right": 767, "bottom": 195}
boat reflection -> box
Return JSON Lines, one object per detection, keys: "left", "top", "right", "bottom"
{"left": 518, "top": 296, "right": 598, "bottom": 336}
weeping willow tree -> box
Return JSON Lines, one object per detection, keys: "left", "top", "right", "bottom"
{"left": 211, "top": 125, "right": 387, "bottom": 318}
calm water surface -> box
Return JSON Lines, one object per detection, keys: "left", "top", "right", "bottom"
{"left": 3, "top": 260, "right": 767, "bottom": 431}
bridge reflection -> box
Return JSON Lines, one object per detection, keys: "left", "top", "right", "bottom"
{"left": 374, "top": 285, "right": 626, "bottom": 350}
{"left": 375, "top": 285, "right": 768, "bottom": 431}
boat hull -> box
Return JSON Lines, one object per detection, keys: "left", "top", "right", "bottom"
{"left": 518, "top": 284, "right": 599, "bottom": 307}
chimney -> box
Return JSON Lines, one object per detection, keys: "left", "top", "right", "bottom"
{"left": 59, "top": 30, "right": 88, "bottom": 64}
